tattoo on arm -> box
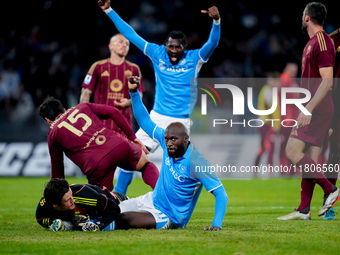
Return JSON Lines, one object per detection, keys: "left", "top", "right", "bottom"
{"left": 80, "top": 89, "right": 92, "bottom": 103}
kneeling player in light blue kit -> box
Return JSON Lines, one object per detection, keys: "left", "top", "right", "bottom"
{"left": 97, "top": 0, "right": 221, "bottom": 195}
{"left": 111, "top": 77, "right": 227, "bottom": 231}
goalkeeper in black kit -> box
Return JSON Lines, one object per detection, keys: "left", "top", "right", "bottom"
{"left": 36, "top": 178, "right": 127, "bottom": 231}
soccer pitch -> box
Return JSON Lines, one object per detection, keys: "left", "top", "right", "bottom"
{"left": 0, "top": 177, "right": 339, "bottom": 255}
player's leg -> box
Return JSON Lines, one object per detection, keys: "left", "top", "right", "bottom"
{"left": 285, "top": 137, "right": 305, "bottom": 164}
{"left": 87, "top": 162, "right": 116, "bottom": 191}
{"left": 116, "top": 211, "right": 156, "bottom": 229}
{"left": 115, "top": 192, "right": 175, "bottom": 230}
{"left": 323, "top": 139, "right": 340, "bottom": 220}
{"left": 134, "top": 151, "right": 159, "bottom": 189}
{"left": 287, "top": 138, "right": 333, "bottom": 193}
{"left": 89, "top": 139, "right": 157, "bottom": 191}
{"left": 304, "top": 145, "right": 340, "bottom": 215}
{"left": 117, "top": 140, "right": 159, "bottom": 190}
{"left": 114, "top": 169, "right": 134, "bottom": 195}
{"left": 278, "top": 137, "right": 312, "bottom": 219}
{"left": 279, "top": 137, "right": 336, "bottom": 219}
{"left": 326, "top": 138, "right": 340, "bottom": 185}
{"left": 114, "top": 121, "right": 161, "bottom": 194}
{"left": 297, "top": 146, "right": 321, "bottom": 214}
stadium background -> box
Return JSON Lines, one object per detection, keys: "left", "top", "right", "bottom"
{"left": 0, "top": 0, "right": 338, "bottom": 177}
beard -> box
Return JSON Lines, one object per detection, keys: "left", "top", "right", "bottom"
{"left": 117, "top": 52, "right": 127, "bottom": 58}
{"left": 168, "top": 144, "right": 186, "bottom": 158}
{"left": 301, "top": 22, "right": 308, "bottom": 35}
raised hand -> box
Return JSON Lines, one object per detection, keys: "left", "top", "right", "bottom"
{"left": 98, "top": 0, "right": 111, "bottom": 10}
{"left": 128, "top": 76, "right": 141, "bottom": 92}
{"left": 201, "top": 6, "right": 220, "bottom": 20}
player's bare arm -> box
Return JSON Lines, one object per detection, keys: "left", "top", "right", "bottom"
{"left": 98, "top": 0, "right": 111, "bottom": 10}
{"left": 79, "top": 88, "right": 92, "bottom": 103}
{"left": 201, "top": 6, "right": 220, "bottom": 20}
{"left": 297, "top": 66, "right": 333, "bottom": 128}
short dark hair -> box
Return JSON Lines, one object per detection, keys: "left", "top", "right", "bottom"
{"left": 164, "top": 30, "right": 187, "bottom": 47}
{"left": 38, "top": 96, "right": 64, "bottom": 121}
{"left": 44, "top": 178, "right": 70, "bottom": 205}
{"left": 305, "top": 2, "right": 327, "bottom": 26}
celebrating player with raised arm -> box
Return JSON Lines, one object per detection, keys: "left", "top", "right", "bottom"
{"left": 97, "top": 0, "right": 221, "bottom": 194}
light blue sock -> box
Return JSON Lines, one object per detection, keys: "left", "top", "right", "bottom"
{"left": 102, "top": 221, "right": 115, "bottom": 231}
{"left": 114, "top": 169, "right": 134, "bottom": 195}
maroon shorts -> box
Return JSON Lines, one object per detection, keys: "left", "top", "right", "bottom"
{"left": 290, "top": 111, "right": 333, "bottom": 147}
{"left": 87, "top": 141, "right": 142, "bottom": 191}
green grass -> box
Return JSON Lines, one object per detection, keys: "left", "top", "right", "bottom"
{"left": 0, "top": 177, "right": 339, "bottom": 255}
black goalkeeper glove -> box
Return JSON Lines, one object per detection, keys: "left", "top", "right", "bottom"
{"left": 72, "top": 214, "right": 90, "bottom": 227}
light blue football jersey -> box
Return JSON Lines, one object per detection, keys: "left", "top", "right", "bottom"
{"left": 105, "top": 8, "right": 220, "bottom": 118}
{"left": 130, "top": 91, "right": 225, "bottom": 228}
{"left": 144, "top": 43, "right": 205, "bottom": 118}
{"left": 151, "top": 126, "right": 222, "bottom": 228}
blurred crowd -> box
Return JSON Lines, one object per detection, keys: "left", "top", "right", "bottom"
{"left": 0, "top": 0, "right": 338, "bottom": 133}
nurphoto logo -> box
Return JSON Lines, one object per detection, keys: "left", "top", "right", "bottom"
{"left": 197, "top": 79, "right": 312, "bottom": 128}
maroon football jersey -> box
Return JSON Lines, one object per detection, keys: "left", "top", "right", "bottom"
{"left": 330, "top": 29, "right": 340, "bottom": 80}
{"left": 82, "top": 59, "right": 145, "bottom": 129}
{"left": 47, "top": 103, "right": 136, "bottom": 179}
{"left": 301, "top": 31, "right": 335, "bottom": 113}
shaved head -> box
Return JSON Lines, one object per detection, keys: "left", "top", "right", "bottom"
{"left": 165, "top": 122, "right": 189, "bottom": 137}
{"left": 109, "top": 33, "right": 129, "bottom": 58}
{"left": 164, "top": 122, "right": 189, "bottom": 158}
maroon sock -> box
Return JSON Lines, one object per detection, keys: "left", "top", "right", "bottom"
{"left": 297, "top": 155, "right": 333, "bottom": 194}
{"left": 297, "top": 178, "right": 315, "bottom": 211}
{"left": 140, "top": 162, "right": 159, "bottom": 189}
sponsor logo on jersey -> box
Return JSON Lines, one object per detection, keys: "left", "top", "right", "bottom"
{"left": 165, "top": 157, "right": 185, "bottom": 182}
{"left": 124, "top": 70, "right": 133, "bottom": 78}
{"left": 110, "top": 79, "right": 123, "bottom": 92}
{"left": 168, "top": 165, "right": 185, "bottom": 182}
{"left": 101, "top": 71, "right": 110, "bottom": 77}
{"left": 158, "top": 58, "right": 188, "bottom": 72}
{"left": 166, "top": 66, "right": 188, "bottom": 72}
